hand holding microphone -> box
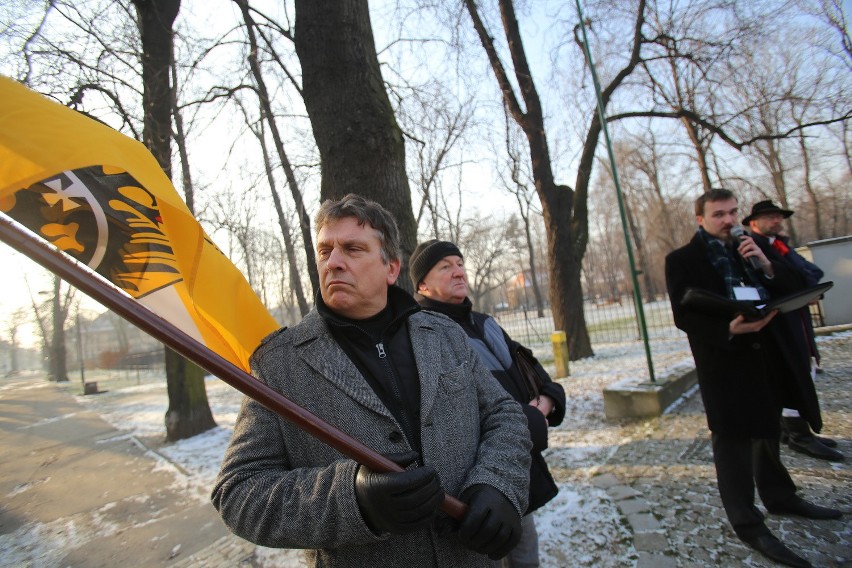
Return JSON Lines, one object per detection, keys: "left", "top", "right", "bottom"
{"left": 730, "top": 226, "right": 770, "bottom": 273}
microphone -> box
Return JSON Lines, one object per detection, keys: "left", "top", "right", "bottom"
{"left": 730, "top": 225, "right": 761, "bottom": 271}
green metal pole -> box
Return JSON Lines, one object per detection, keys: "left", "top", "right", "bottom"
{"left": 574, "top": 0, "right": 655, "bottom": 382}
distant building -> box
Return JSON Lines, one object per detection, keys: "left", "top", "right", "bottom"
{"left": 66, "top": 311, "right": 164, "bottom": 370}
{"left": 504, "top": 268, "right": 550, "bottom": 310}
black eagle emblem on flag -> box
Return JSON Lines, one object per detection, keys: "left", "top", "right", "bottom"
{"left": 1, "top": 165, "right": 182, "bottom": 298}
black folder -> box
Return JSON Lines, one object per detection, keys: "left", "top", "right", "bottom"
{"left": 681, "top": 281, "right": 833, "bottom": 321}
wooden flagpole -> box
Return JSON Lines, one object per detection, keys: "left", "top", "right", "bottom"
{"left": 0, "top": 213, "right": 467, "bottom": 520}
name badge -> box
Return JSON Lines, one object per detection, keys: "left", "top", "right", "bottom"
{"left": 733, "top": 286, "right": 761, "bottom": 301}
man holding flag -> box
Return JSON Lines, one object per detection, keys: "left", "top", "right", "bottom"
{"left": 2, "top": 79, "right": 529, "bottom": 566}
{"left": 212, "top": 194, "right": 531, "bottom": 567}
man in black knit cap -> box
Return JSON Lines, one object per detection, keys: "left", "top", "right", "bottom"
{"left": 410, "top": 239, "right": 566, "bottom": 568}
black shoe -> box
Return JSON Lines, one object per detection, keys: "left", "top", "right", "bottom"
{"left": 741, "top": 533, "right": 812, "bottom": 568}
{"left": 788, "top": 434, "right": 845, "bottom": 461}
{"left": 768, "top": 497, "right": 843, "bottom": 520}
{"left": 814, "top": 434, "right": 838, "bottom": 448}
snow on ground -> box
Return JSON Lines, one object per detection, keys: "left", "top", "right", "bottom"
{"left": 7, "top": 330, "right": 848, "bottom": 567}
{"left": 68, "top": 335, "right": 693, "bottom": 567}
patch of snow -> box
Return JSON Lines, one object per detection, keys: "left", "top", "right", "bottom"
{"left": 6, "top": 477, "right": 50, "bottom": 498}
{"left": 16, "top": 413, "right": 77, "bottom": 430}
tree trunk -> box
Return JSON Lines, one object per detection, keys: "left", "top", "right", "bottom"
{"left": 133, "top": 0, "right": 216, "bottom": 441}
{"left": 9, "top": 319, "right": 20, "bottom": 375}
{"left": 235, "top": 0, "right": 320, "bottom": 296}
{"left": 540, "top": 185, "right": 593, "bottom": 358}
{"left": 294, "top": 0, "right": 418, "bottom": 290}
{"left": 255, "top": 117, "right": 310, "bottom": 316}
{"left": 49, "top": 276, "right": 68, "bottom": 382}
{"left": 797, "top": 130, "right": 823, "bottom": 240}
{"left": 464, "top": 0, "right": 596, "bottom": 358}
{"left": 164, "top": 347, "right": 215, "bottom": 440}
{"left": 170, "top": 52, "right": 195, "bottom": 216}
{"left": 523, "top": 217, "right": 545, "bottom": 318}
{"left": 681, "top": 118, "right": 713, "bottom": 192}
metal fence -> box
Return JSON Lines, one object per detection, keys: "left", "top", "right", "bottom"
{"left": 493, "top": 293, "right": 830, "bottom": 377}
{"left": 493, "top": 295, "right": 684, "bottom": 351}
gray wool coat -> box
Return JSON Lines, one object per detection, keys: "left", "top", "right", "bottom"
{"left": 211, "top": 308, "right": 532, "bottom": 568}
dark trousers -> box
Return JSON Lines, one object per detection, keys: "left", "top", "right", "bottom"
{"left": 711, "top": 433, "right": 798, "bottom": 540}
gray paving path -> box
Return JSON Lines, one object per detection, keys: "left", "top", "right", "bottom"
{"left": 587, "top": 335, "right": 852, "bottom": 567}
{"left": 0, "top": 379, "right": 230, "bottom": 567}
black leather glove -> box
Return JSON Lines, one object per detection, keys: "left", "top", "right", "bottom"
{"left": 354, "top": 453, "right": 445, "bottom": 535}
{"left": 458, "top": 484, "right": 522, "bottom": 559}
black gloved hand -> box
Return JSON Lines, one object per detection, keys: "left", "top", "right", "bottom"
{"left": 458, "top": 484, "right": 522, "bottom": 560}
{"left": 354, "top": 452, "right": 445, "bottom": 535}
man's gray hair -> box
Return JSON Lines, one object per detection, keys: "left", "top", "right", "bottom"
{"left": 315, "top": 193, "right": 402, "bottom": 263}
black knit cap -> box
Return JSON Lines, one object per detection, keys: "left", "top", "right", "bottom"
{"left": 409, "top": 239, "right": 463, "bottom": 290}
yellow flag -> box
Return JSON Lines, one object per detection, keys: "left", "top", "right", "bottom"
{"left": 0, "top": 76, "right": 279, "bottom": 371}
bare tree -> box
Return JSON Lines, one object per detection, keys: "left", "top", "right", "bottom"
{"left": 457, "top": 214, "right": 514, "bottom": 311}
{"left": 462, "top": 0, "right": 652, "bottom": 358}
{"left": 730, "top": 35, "right": 845, "bottom": 244}
{"left": 132, "top": 0, "right": 216, "bottom": 441}
{"left": 596, "top": 144, "right": 658, "bottom": 302}
{"left": 601, "top": 1, "right": 850, "bottom": 211}
{"left": 293, "top": 0, "right": 419, "bottom": 290}
{"left": 5, "top": 0, "right": 850, "bottom": 365}
{"left": 105, "top": 310, "right": 131, "bottom": 355}
{"left": 205, "top": 187, "right": 263, "bottom": 288}
{"left": 806, "top": 0, "right": 852, "bottom": 69}
{"left": 393, "top": 82, "right": 475, "bottom": 239}
{"left": 234, "top": 93, "right": 311, "bottom": 316}
{"left": 497, "top": 114, "right": 546, "bottom": 316}
{"left": 4, "top": 308, "right": 29, "bottom": 376}
{"left": 586, "top": 178, "right": 628, "bottom": 302}
{"left": 26, "top": 275, "right": 74, "bottom": 382}
{"left": 234, "top": 0, "right": 319, "bottom": 297}
{"left": 48, "top": 276, "right": 72, "bottom": 381}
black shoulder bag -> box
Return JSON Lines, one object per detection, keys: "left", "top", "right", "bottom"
{"left": 514, "top": 344, "right": 544, "bottom": 402}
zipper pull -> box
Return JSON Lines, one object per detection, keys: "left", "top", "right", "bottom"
{"left": 376, "top": 342, "right": 387, "bottom": 359}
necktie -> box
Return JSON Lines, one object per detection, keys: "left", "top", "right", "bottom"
{"left": 772, "top": 238, "right": 790, "bottom": 256}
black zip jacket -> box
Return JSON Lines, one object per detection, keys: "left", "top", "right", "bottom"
{"left": 318, "top": 286, "right": 423, "bottom": 457}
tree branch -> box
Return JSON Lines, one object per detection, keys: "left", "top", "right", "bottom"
{"left": 463, "top": 0, "right": 526, "bottom": 125}
{"left": 607, "top": 108, "right": 852, "bottom": 150}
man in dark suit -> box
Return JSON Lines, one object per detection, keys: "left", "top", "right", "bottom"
{"left": 744, "top": 200, "right": 843, "bottom": 462}
{"left": 665, "top": 189, "right": 842, "bottom": 568}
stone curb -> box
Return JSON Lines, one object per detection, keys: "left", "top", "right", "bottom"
{"left": 602, "top": 368, "right": 698, "bottom": 420}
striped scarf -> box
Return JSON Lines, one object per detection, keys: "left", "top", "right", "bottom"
{"left": 699, "top": 228, "right": 769, "bottom": 301}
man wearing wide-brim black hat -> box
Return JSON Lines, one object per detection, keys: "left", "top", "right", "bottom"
{"left": 744, "top": 199, "right": 843, "bottom": 462}
{"left": 741, "top": 199, "right": 794, "bottom": 224}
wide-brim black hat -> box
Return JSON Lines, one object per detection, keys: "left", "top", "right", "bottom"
{"left": 742, "top": 200, "right": 793, "bottom": 224}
